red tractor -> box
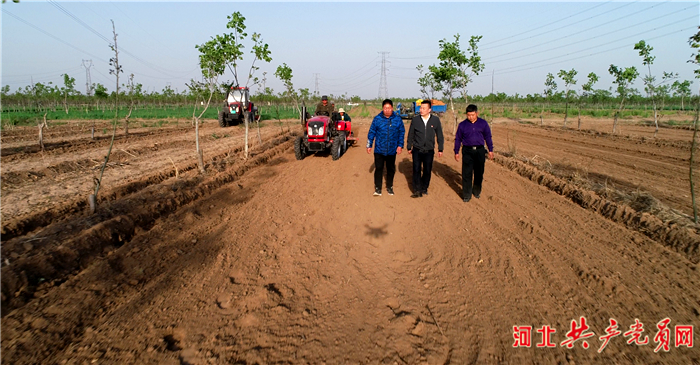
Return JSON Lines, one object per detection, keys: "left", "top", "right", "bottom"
{"left": 294, "top": 106, "right": 358, "bottom": 161}
{"left": 218, "top": 86, "right": 259, "bottom": 127}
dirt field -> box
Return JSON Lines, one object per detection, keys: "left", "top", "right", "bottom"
{"left": 1, "top": 114, "right": 699, "bottom": 364}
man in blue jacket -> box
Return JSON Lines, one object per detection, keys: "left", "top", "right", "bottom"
{"left": 367, "top": 99, "right": 405, "bottom": 196}
{"left": 455, "top": 104, "right": 494, "bottom": 202}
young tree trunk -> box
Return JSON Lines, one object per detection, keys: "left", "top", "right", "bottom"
{"left": 613, "top": 98, "right": 625, "bottom": 135}
{"left": 195, "top": 116, "right": 205, "bottom": 173}
{"left": 653, "top": 98, "right": 659, "bottom": 138}
{"left": 449, "top": 96, "right": 457, "bottom": 135}
{"left": 39, "top": 112, "right": 47, "bottom": 151}
{"left": 245, "top": 112, "right": 250, "bottom": 159}
{"left": 691, "top": 97, "right": 700, "bottom": 223}
{"left": 124, "top": 105, "right": 132, "bottom": 136}
{"left": 564, "top": 98, "right": 569, "bottom": 127}
{"left": 577, "top": 105, "right": 581, "bottom": 130}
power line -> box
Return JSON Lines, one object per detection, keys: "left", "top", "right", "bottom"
{"left": 48, "top": 1, "right": 186, "bottom": 78}
{"left": 2, "top": 9, "right": 108, "bottom": 62}
{"left": 481, "top": 1, "right": 628, "bottom": 50}
{"left": 487, "top": 2, "right": 686, "bottom": 63}
{"left": 490, "top": 26, "right": 696, "bottom": 76}
{"left": 324, "top": 56, "right": 379, "bottom": 81}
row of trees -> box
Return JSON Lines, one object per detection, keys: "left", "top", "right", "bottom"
{"left": 0, "top": 79, "right": 362, "bottom": 113}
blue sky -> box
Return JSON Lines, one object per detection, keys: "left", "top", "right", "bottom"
{"left": 2, "top": 1, "right": 698, "bottom": 99}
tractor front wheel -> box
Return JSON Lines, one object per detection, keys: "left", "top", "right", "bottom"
{"left": 218, "top": 110, "right": 227, "bottom": 127}
{"left": 294, "top": 136, "right": 306, "bottom": 160}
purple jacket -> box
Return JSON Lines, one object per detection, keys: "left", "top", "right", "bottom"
{"left": 454, "top": 117, "right": 493, "bottom": 154}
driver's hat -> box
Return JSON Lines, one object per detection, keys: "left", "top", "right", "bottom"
{"left": 321, "top": 95, "right": 328, "bottom": 100}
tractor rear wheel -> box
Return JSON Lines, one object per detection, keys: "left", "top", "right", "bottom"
{"left": 294, "top": 136, "right": 306, "bottom": 160}
{"left": 218, "top": 110, "right": 227, "bottom": 127}
{"left": 331, "top": 132, "right": 345, "bottom": 161}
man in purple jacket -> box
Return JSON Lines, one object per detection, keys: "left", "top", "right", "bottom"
{"left": 454, "top": 104, "right": 494, "bottom": 202}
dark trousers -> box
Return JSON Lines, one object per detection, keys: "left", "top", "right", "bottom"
{"left": 374, "top": 153, "right": 396, "bottom": 189}
{"left": 412, "top": 150, "right": 434, "bottom": 193}
{"left": 462, "top": 146, "right": 486, "bottom": 198}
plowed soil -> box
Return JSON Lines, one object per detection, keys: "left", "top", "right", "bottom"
{"left": 1, "top": 115, "right": 699, "bottom": 364}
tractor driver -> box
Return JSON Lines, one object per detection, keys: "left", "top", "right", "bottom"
{"left": 338, "top": 108, "right": 351, "bottom": 122}
{"left": 316, "top": 95, "right": 335, "bottom": 116}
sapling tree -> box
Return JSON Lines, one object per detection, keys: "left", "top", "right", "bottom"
{"left": 90, "top": 20, "right": 122, "bottom": 213}
{"left": 579, "top": 72, "right": 599, "bottom": 130}
{"left": 195, "top": 11, "right": 272, "bottom": 159}
{"left": 634, "top": 40, "right": 678, "bottom": 137}
{"left": 671, "top": 80, "right": 692, "bottom": 111}
{"left": 274, "top": 63, "right": 301, "bottom": 118}
{"left": 687, "top": 27, "right": 700, "bottom": 223}
{"left": 60, "top": 73, "right": 76, "bottom": 114}
{"left": 608, "top": 64, "right": 639, "bottom": 134}
{"left": 416, "top": 64, "right": 441, "bottom": 100}
{"left": 557, "top": 68, "right": 578, "bottom": 127}
{"left": 429, "top": 34, "right": 484, "bottom": 133}
{"left": 542, "top": 72, "right": 557, "bottom": 126}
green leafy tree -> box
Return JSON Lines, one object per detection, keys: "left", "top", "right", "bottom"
{"left": 416, "top": 64, "right": 441, "bottom": 101}
{"left": 557, "top": 68, "right": 578, "bottom": 127}
{"left": 544, "top": 73, "right": 557, "bottom": 98}
{"left": 671, "top": 80, "right": 692, "bottom": 110}
{"left": 540, "top": 73, "right": 557, "bottom": 125}
{"left": 429, "top": 34, "right": 485, "bottom": 133}
{"left": 60, "top": 73, "right": 77, "bottom": 114}
{"left": 608, "top": 64, "right": 639, "bottom": 134}
{"left": 93, "top": 83, "right": 108, "bottom": 98}
{"left": 274, "top": 63, "right": 300, "bottom": 117}
{"left": 195, "top": 11, "right": 272, "bottom": 159}
{"left": 634, "top": 40, "right": 677, "bottom": 137}
{"left": 575, "top": 72, "right": 599, "bottom": 130}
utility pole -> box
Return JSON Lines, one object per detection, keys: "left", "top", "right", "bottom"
{"left": 313, "top": 73, "right": 320, "bottom": 96}
{"left": 378, "top": 51, "right": 389, "bottom": 100}
{"left": 82, "top": 59, "right": 93, "bottom": 96}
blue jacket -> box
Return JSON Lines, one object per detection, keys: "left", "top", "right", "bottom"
{"left": 367, "top": 111, "right": 405, "bottom": 155}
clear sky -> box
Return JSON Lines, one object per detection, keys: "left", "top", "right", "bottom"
{"left": 2, "top": 1, "right": 698, "bottom": 99}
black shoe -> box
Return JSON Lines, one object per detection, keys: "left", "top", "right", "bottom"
{"left": 373, "top": 187, "right": 381, "bottom": 196}
{"left": 422, "top": 190, "right": 428, "bottom": 196}
{"left": 463, "top": 196, "right": 471, "bottom": 202}
{"left": 473, "top": 192, "right": 480, "bottom": 199}
{"left": 411, "top": 192, "right": 422, "bottom": 198}
{"left": 387, "top": 187, "right": 394, "bottom": 196}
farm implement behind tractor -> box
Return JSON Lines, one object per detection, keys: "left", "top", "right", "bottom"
{"left": 294, "top": 106, "right": 358, "bottom": 161}
{"left": 396, "top": 99, "right": 447, "bottom": 119}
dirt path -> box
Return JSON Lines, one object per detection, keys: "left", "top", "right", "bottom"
{"left": 2, "top": 119, "right": 698, "bottom": 364}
